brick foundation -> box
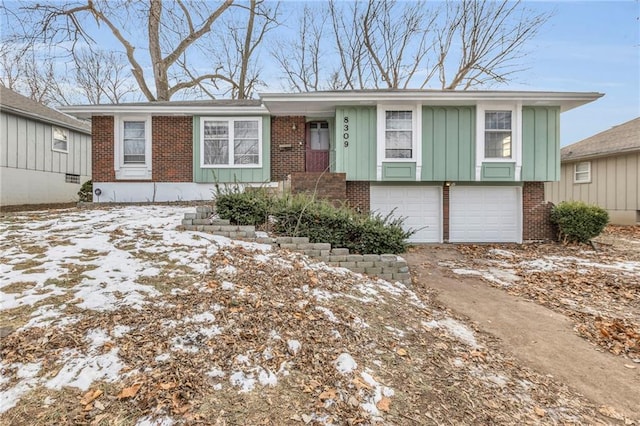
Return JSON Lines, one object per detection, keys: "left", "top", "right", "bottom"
{"left": 523, "top": 182, "right": 556, "bottom": 241}
{"left": 271, "top": 116, "right": 306, "bottom": 181}
{"left": 92, "top": 116, "right": 115, "bottom": 182}
{"left": 152, "top": 116, "right": 192, "bottom": 182}
{"left": 290, "top": 172, "right": 346, "bottom": 203}
{"left": 346, "top": 181, "right": 370, "bottom": 212}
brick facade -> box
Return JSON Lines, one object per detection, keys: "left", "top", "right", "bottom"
{"left": 522, "top": 181, "right": 556, "bottom": 241}
{"left": 152, "top": 116, "right": 192, "bottom": 182}
{"left": 92, "top": 116, "right": 115, "bottom": 182}
{"left": 442, "top": 185, "right": 450, "bottom": 241}
{"left": 290, "top": 172, "right": 346, "bottom": 204}
{"left": 346, "top": 181, "right": 370, "bottom": 212}
{"left": 271, "top": 116, "right": 306, "bottom": 182}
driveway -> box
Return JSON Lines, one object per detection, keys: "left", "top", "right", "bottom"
{"left": 405, "top": 238, "right": 640, "bottom": 421}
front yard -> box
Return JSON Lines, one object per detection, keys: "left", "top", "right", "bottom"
{"left": 0, "top": 206, "right": 635, "bottom": 424}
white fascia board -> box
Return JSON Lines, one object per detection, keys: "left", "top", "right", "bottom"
{"left": 59, "top": 105, "right": 269, "bottom": 119}
{"left": 260, "top": 91, "right": 604, "bottom": 113}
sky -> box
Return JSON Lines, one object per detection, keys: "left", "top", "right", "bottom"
{"left": 505, "top": 0, "right": 639, "bottom": 146}
{"left": 1, "top": 0, "right": 638, "bottom": 146}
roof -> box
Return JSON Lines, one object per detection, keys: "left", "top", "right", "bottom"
{"left": 259, "top": 89, "right": 603, "bottom": 116}
{"left": 59, "top": 89, "right": 603, "bottom": 119}
{"left": 0, "top": 86, "right": 91, "bottom": 134}
{"left": 60, "top": 98, "right": 267, "bottom": 119}
{"left": 561, "top": 117, "right": 640, "bottom": 162}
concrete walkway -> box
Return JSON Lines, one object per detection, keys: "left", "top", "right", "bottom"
{"left": 406, "top": 252, "right": 640, "bottom": 421}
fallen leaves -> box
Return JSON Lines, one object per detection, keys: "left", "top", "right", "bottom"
{"left": 117, "top": 383, "right": 142, "bottom": 399}
{"left": 80, "top": 389, "right": 103, "bottom": 406}
{"left": 376, "top": 396, "right": 391, "bottom": 412}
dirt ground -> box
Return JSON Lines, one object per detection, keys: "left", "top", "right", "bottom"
{"left": 405, "top": 225, "right": 640, "bottom": 421}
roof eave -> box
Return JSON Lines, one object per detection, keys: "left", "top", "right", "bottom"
{"left": 59, "top": 104, "right": 269, "bottom": 119}
{"left": 1, "top": 105, "right": 91, "bottom": 134}
{"left": 561, "top": 147, "right": 640, "bottom": 162}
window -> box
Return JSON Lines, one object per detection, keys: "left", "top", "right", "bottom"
{"left": 115, "top": 116, "right": 152, "bottom": 180}
{"left": 52, "top": 127, "right": 68, "bottom": 152}
{"left": 574, "top": 161, "right": 591, "bottom": 183}
{"left": 65, "top": 173, "right": 80, "bottom": 184}
{"left": 385, "top": 110, "right": 413, "bottom": 159}
{"left": 201, "top": 117, "right": 261, "bottom": 167}
{"left": 484, "top": 111, "right": 512, "bottom": 158}
{"left": 309, "top": 122, "right": 329, "bottom": 150}
{"left": 123, "top": 121, "right": 146, "bottom": 164}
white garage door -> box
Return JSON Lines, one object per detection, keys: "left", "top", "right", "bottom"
{"left": 449, "top": 186, "right": 521, "bottom": 243}
{"left": 370, "top": 186, "right": 441, "bottom": 243}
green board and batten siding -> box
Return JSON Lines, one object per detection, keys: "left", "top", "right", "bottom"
{"left": 333, "top": 107, "right": 377, "bottom": 180}
{"left": 521, "top": 106, "right": 560, "bottom": 181}
{"left": 421, "top": 106, "right": 475, "bottom": 181}
{"left": 192, "top": 116, "right": 271, "bottom": 183}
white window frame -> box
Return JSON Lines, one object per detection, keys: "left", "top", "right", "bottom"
{"left": 52, "top": 127, "right": 68, "bottom": 153}
{"left": 200, "top": 116, "right": 263, "bottom": 168}
{"left": 114, "top": 115, "right": 152, "bottom": 180}
{"left": 376, "top": 104, "right": 422, "bottom": 181}
{"left": 475, "top": 102, "right": 522, "bottom": 181}
{"left": 574, "top": 161, "right": 591, "bottom": 183}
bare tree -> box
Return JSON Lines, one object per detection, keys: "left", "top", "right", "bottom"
{"left": 6, "top": 0, "right": 236, "bottom": 101}
{"left": 274, "top": 0, "right": 551, "bottom": 91}
{"left": 72, "top": 49, "right": 138, "bottom": 103}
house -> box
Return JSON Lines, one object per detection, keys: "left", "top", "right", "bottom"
{"left": 545, "top": 117, "right": 640, "bottom": 225}
{"left": 0, "top": 86, "right": 91, "bottom": 207}
{"left": 60, "top": 89, "right": 602, "bottom": 243}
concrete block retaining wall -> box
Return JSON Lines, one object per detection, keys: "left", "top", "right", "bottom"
{"left": 180, "top": 206, "right": 411, "bottom": 285}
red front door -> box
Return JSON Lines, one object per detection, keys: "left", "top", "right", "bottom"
{"left": 305, "top": 121, "right": 330, "bottom": 172}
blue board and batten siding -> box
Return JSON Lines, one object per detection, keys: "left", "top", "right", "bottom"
{"left": 521, "top": 106, "right": 560, "bottom": 182}
{"left": 192, "top": 116, "right": 271, "bottom": 183}
{"left": 422, "top": 106, "right": 475, "bottom": 181}
{"left": 333, "top": 107, "right": 377, "bottom": 180}
{"left": 0, "top": 111, "right": 91, "bottom": 176}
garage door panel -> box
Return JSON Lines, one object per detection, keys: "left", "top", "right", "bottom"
{"left": 450, "top": 186, "right": 521, "bottom": 243}
{"left": 370, "top": 186, "right": 441, "bottom": 243}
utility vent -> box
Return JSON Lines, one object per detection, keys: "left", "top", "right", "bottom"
{"left": 65, "top": 173, "right": 80, "bottom": 184}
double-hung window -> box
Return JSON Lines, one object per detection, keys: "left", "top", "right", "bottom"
{"left": 52, "top": 127, "right": 68, "bottom": 153}
{"left": 123, "top": 121, "right": 147, "bottom": 164}
{"left": 385, "top": 110, "right": 413, "bottom": 159}
{"left": 201, "top": 117, "right": 261, "bottom": 167}
{"left": 115, "top": 116, "right": 151, "bottom": 180}
{"left": 574, "top": 161, "right": 591, "bottom": 183}
{"left": 484, "top": 111, "right": 512, "bottom": 159}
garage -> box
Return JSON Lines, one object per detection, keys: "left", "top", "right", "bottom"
{"left": 370, "top": 185, "right": 442, "bottom": 243}
{"left": 449, "top": 186, "right": 522, "bottom": 243}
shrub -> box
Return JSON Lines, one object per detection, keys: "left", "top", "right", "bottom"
{"left": 78, "top": 180, "right": 92, "bottom": 202}
{"left": 271, "top": 194, "right": 413, "bottom": 254}
{"left": 215, "top": 187, "right": 272, "bottom": 226}
{"left": 550, "top": 201, "right": 609, "bottom": 243}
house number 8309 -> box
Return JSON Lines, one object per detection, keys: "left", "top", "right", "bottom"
{"left": 343, "top": 116, "right": 349, "bottom": 147}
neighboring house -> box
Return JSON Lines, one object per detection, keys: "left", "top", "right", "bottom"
{"left": 61, "top": 90, "right": 601, "bottom": 243}
{"left": 545, "top": 117, "right": 640, "bottom": 225}
{"left": 0, "top": 86, "right": 91, "bottom": 206}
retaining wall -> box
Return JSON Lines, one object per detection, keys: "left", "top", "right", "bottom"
{"left": 180, "top": 206, "right": 411, "bottom": 285}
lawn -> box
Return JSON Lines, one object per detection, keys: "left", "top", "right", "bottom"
{"left": 0, "top": 206, "right": 623, "bottom": 425}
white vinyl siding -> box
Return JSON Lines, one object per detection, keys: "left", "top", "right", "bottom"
{"left": 201, "top": 117, "right": 262, "bottom": 168}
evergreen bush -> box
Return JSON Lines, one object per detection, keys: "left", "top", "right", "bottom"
{"left": 78, "top": 180, "right": 93, "bottom": 202}
{"left": 550, "top": 201, "right": 609, "bottom": 243}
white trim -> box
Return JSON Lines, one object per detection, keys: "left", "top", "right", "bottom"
{"left": 415, "top": 102, "right": 423, "bottom": 181}
{"left": 51, "top": 126, "right": 69, "bottom": 153}
{"left": 573, "top": 161, "right": 591, "bottom": 183}
{"left": 114, "top": 115, "right": 152, "bottom": 180}
{"left": 90, "top": 181, "right": 277, "bottom": 203}
{"left": 61, "top": 104, "right": 268, "bottom": 119}
{"left": 376, "top": 105, "right": 419, "bottom": 180}
{"left": 475, "top": 103, "right": 521, "bottom": 181}
{"left": 199, "top": 116, "right": 263, "bottom": 169}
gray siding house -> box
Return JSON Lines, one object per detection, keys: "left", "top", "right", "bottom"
{"left": 0, "top": 86, "right": 91, "bottom": 206}
{"left": 545, "top": 117, "right": 640, "bottom": 225}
